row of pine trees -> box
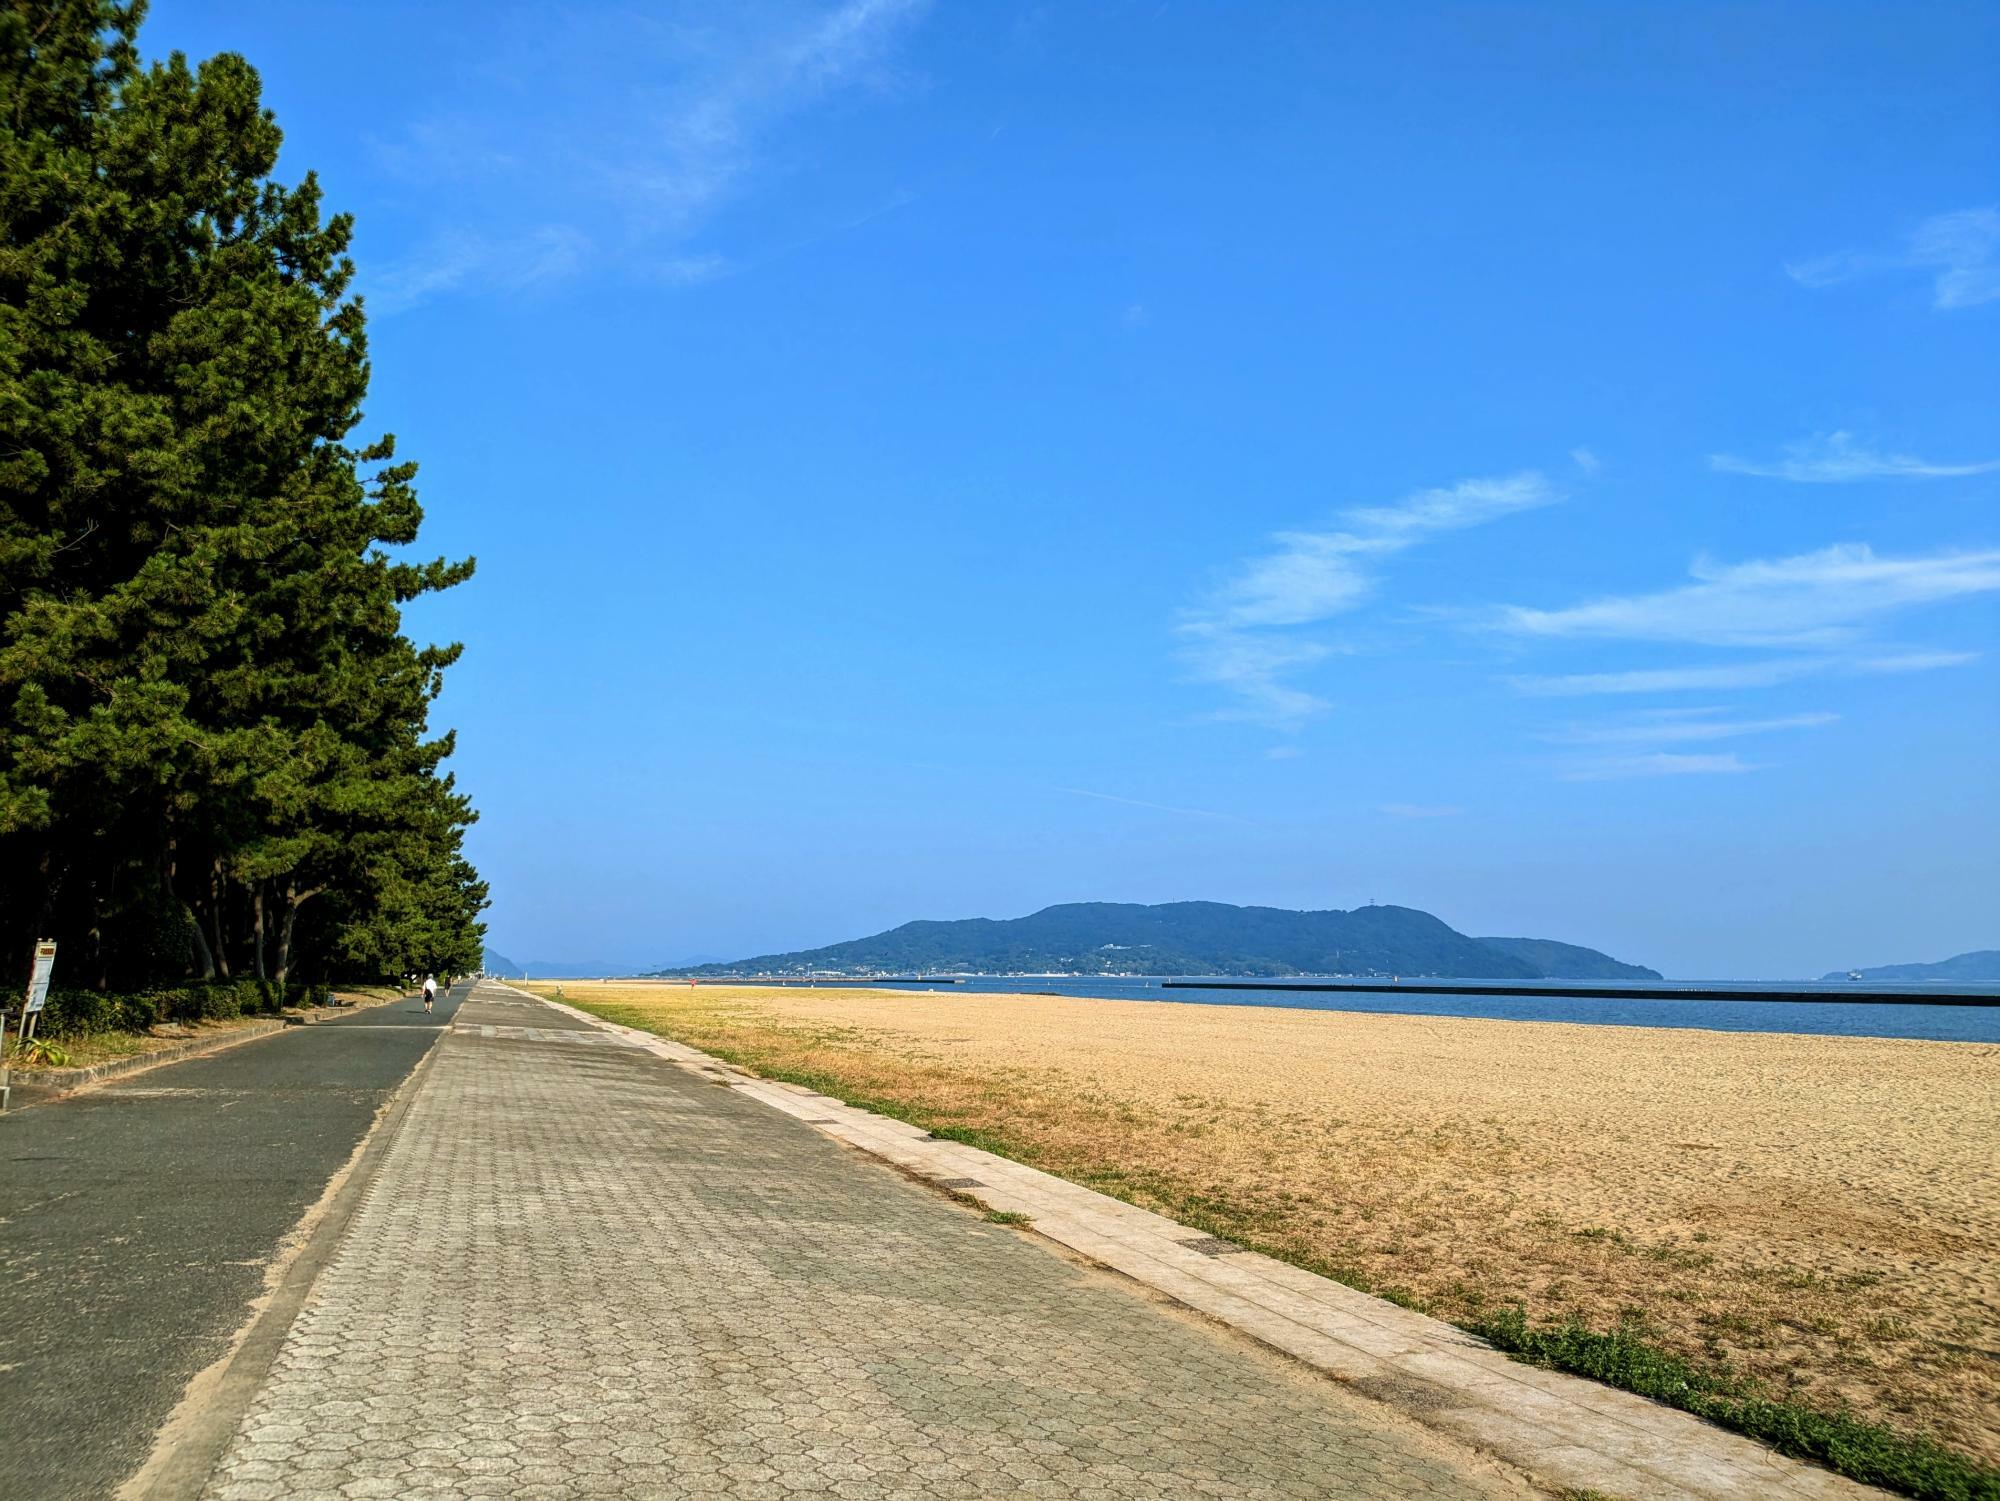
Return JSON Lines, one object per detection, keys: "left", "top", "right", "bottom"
{"left": 0, "top": 2, "right": 487, "bottom": 993}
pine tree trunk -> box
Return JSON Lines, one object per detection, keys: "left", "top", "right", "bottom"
{"left": 274, "top": 883, "right": 297, "bottom": 992}
{"left": 251, "top": 886, "right": 267, "bottom": 982}
{"left": 273, "top": 882, "right": 324, "bottom": 995}
{"left": 188, "top": 905, "right": 217, "bottom": 980}
{"left": 167, "top": 835, "right": 213, "bottom": 980}
{"left": 89, "top": 877, "right": 107, "bottom": 991}
{"left": 210, "top": 860, "right": 231, "bottom": 979}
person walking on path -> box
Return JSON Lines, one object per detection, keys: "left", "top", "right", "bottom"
{"left": 422, "top": 975, "right": 437, "bottom": 1013}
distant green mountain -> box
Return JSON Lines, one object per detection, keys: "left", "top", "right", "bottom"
{"left": 1820, "top": 950, "right": 2000, "bottom": 983}
{"left": 1474, "top": 936, "right": 1662, "bottom": 981}
{"left": 656, "top": 901, "right": 1656, "bottom": 981}
{"left": 482, "top": 946, "right": 525, "bottom": 979}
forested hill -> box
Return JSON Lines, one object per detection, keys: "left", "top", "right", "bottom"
{"left": 483, "top": 949, "right": 526, "bottom": 979}
{"left": 1820, "top": 950, "right": 2000, "bottom": 983}
{"left": 1473, "top": 936, "right": 1662, "bottom": 981}
{"left": 660, "top": 902, "right": 1660, "bottom": 980}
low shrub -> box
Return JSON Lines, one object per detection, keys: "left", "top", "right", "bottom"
{"left": 31, "top": 979, "right": 327, "bottom": 1039}
{"left": 33, "top": 987, "right": 156, "bottom": 1037}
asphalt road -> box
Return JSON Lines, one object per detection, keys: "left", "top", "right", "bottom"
{"left": 0, "top": 985, "right": 465, "bottom": 1500}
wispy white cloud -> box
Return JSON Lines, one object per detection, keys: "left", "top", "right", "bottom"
{"left": 1570, "top": 447, "right": 1601, "bottom": 475}
{"left": 1856, "top": 650, "right": 1982, "bottom": 674}
{"left": 1381, "top": 802, "right": 1462, "bottom": 818}
{"left": 1340, "top": 473, "right": 1558, "bottom": 538}
{"left": 1787, "top": 205, "right": 2000, "bottom": 310}
{"left": 1711, "top": 431, "right": 2000, "bottom": 483}
{"left": 1546, "top": 709, "right": 1832, "bottom": 779}
{"left": 372, "top": 113, "right": 523, "bottom": 184}
{"left": 611, "top": 0, "right": 930, "bottom": 234}
{"left": 1559, "top": 752, "right": 1759, "bottom": 782}
{"left": 653, "top": 253, "right": 732, "bottom": 287}
{"left": 1913, "top": 208, "right": 2000, "bottom": 309}
{"left": 1178, "top": 633, "right": 1338, "bottom": 726}
{"left": 1182, "top": 471, "right": 1557, "bottom": 726}
{"left": 1055, "top": 786, "right": 1255, "bottom": 824}
{"left": 372, "top": 225, "right": 595, "bottom": 313}
{"left": 1201, "top": 534, "right": 1379, "bottom": 631}
{"left": 369, "top": 0, "right": 930, "bottom": 309}
{"left": 1507, "top": 650, "right": 1979, "bottom": 697}
{"left": 1544, "top": 710, "right": 1838, "bottom": 747}
{"left": 1496, "top": 546, "right": 1990, "bottom": 778}
{"left": 1510, "top": 660, "right": 1818, "bottom": 696}
{"left": 1491, "top": 544, "right": 2000, "bottom": 649}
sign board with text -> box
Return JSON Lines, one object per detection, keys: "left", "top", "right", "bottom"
{"left": 24, "top": 941, "right": 56, "bottom": 1014}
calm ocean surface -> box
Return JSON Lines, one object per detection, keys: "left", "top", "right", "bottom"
{"left": 877, "top": 976, "right": 2000, "bottom": 1043}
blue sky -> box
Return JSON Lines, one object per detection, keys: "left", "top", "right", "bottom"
{"left": 152, "top": 1, "right": 1998, "bottom": 978}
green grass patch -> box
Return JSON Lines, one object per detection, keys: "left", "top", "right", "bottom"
{"left": 984, "top": 1210, "right": 1033, "bottom": 1226}
{"left": 925, "top": 1122, "right": 1016, "bottom": 1155}
{"left": 1470, "top": 1306, "right": 2000, "bottom": 1501}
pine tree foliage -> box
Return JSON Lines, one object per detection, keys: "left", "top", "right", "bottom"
{"left": 1, "top": 1, "right": 486, "bottom": 990}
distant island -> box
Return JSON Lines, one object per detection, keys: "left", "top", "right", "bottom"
{"left": 1821, "top": 950, "right": 2000, "bottom": 983}
{"left": 650, "top": 901, "right": 1661, "bottom": 981}
{"left": 481, "top": 947, "right": 724, "bottom": 980}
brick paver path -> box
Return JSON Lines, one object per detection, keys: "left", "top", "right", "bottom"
{"left": 200, "top": 985, "right": 1523, "bottom": 1500}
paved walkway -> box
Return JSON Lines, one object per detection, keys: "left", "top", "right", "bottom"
{"left": 0, "top": 987, "right": 463, "bottom": 1501}
{"left": 198, "top": 984, "right": 1525, "bottom": 1500}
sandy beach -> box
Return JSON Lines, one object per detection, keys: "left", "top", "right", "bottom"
{"left": 532, "top": 981, "right": 2000, "bottom": 1468}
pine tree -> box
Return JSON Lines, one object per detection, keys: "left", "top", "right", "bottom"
{"left": 1, "top": 1, "right": 487, "bottom": 990}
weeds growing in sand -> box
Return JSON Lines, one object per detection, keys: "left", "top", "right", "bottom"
{"left": 1472, "top": 1307, "right": 2000, "bottom": 1501}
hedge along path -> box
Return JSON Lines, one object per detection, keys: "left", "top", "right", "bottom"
{"left": 530, "top": 983, "right": 2000, "bottom": 1477}
{"left": 32, "top": 979, "right": 337, "bottom": 1038}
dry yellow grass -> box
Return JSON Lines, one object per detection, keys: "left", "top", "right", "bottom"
{"left": 532, "top": 980, "right": 2000, "bottom": 1466}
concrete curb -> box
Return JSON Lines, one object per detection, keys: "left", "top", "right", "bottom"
{"left": 514, "top": 984, "right": 1886, "bottom": 1501}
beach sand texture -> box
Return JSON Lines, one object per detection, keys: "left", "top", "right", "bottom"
{"left": 537, "top": 981, "right": 2000, "bottom": 1468}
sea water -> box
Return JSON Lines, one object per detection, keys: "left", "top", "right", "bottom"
{"left": 895, "top": 976, "right": 2000, "bottom": 1043}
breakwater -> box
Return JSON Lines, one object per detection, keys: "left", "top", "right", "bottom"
{"left": 1160, "top": 978, "right": 1999, "bottom": 1006}
{"left": 684, "top": 975, "right": 965, "bottom": 987}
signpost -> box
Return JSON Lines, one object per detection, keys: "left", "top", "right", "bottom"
{"left": 0, "top": 940, "right": 49, "bottom": 1111}
{"left": 19, "top": 940, "right": 55, "bottom": 1043}
{"left": 26, "top": 940, "right": 56, "bottom": 1015}
{"left": 3, "top": 942, "right": 56, "bottom": 1111}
